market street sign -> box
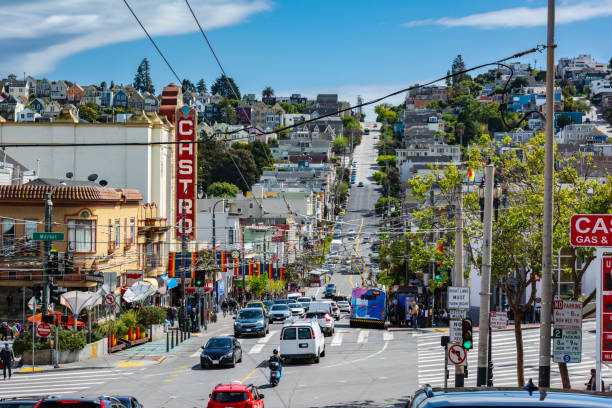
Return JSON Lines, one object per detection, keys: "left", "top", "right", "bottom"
{"left": 570, "top": 214, "right": 612, "bottom": 247}
{"left": 490, "top": 311, "right": 508, "bottom": 329}
{"left": 553, "top": 328, "right": 582, "bottom": 363}
{"left": 32, "top": 232, "right": 64, "bottom": 241}
{"left": 175, "top": 106, "right": 198, "bottom": 241}
{"left": 448, "top": 287, "right": 470, "bottom": 309}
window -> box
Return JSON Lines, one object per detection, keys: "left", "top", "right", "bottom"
{"left": 114, "top": 219, "right": 120, "bottom": 248}
{"left": 108, "top": 219, "right": 112, "bottom": 248}
{"left": 130, "top": 218, "right": 135, "bottom": 244}
{"left": 146, "top": 243, "right": 160, "bottom": 267}
{"left": 24, "top": 220, "right": 37, "bottom": 240}
{"left": 68, "top": 220, "right": 95, "bottom": 252}
{"left": 228, "top": 228, "right": 234, "bottom": 245}
{"left": 282, "top": 327, "right": 296, "bottom": 340}
{"left": 298, "top": 327, "right": 312, "bottom": 339}
{"left": 2, "top": 219, "right": 15, "bottom": 248}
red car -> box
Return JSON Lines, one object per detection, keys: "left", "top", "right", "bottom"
{"left": 207, "top": 383, "right": 264, "bottom": 408}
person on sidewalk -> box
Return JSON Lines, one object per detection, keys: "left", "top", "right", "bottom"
{"left": 411, "top": 301, "right": 419, "bottom": 329}
{"left": 0, "top": 343, "right": 14, "bottom": 380}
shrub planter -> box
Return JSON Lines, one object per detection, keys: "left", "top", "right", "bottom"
{"left": 21, "top": 338, "right": 108, "bottom": 364}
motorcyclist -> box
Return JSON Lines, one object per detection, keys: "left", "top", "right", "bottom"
{"left": 269, "top": 348, "right": 282, "bottom": 377}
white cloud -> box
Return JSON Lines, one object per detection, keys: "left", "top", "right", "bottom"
{"left": 0, "top": 0, "right": 270, "bottom": 76}
{"left": 403, "top": 0, "right": 612, "bottom": 29}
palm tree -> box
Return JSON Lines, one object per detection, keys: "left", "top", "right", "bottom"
{"left": 262, "top": 87, "right": 274, "bottom": 99}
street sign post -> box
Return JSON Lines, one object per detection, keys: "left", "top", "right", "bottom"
{"left": 448, "top": 287, "right": 470, "bottom": 309}
{"left": 104, "top": 293, "right": 116, "bottom": 306}
{"left": 553, "top": 328, "right": 582, "bottom": 363}
{"left": 32, "top": 232, "right": 64, "bottom": 241}
{"left": 490, "top": 312, "right": 508, "bottom": 329}
{"left": 36, "top": 322, "right": 52, "bottom": 338}
{"left": 449, "top": 309, "right": 467, "bottom": 320}
{"left": 448, "top": 344, "right": 467, "bottom": 365}
{"left": 450, "top": 319, "right": 463, "bottom": 345}
{"left": 553, "top": 299, "right": 582, "bottom": 330}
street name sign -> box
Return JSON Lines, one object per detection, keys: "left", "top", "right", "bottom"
{"left": 450, "top": 319, "right": 462, "bottom": 344}
{"left": 490, "top": 311, "right": 508, "bottom": 329}
{"left": 448, "top": 344, "right": 467, "bottom": 365}
{"left": 553, "top": 328, "right": 582, "bottom": 363}
{"left": 448, "top": 287, "right": 470, "bottom": 309}
{"left": 32, "top": 232, "right": 64, "bottom": 241}
{"left": 570, "top": 214, "right": 612, "bottom": 247}
{"left": 553, "top": 299, "right": 582, "bottom": 330}
{"left": 36, "top": 322, "right": 51, "bottom": 338}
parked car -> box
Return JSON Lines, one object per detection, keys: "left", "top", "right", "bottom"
{"left": 112, "top": 396, "right": 143, "bottom": 408}
{"left": 234, "top": 307, "right": 269, "bottom": 337}
{"left": 279, "top": 321, "right": 325, "bottom": 364}
{"left": 288, "top": 302, "right": 306, "bottom": 317}
{"left": 407, "top": 384, "right": 612, "bottom": 408}
{"left": 200, "top": 336, "right": 242, "bottom": 368}
{"left": 304, "top": 311, "right": 335, "bottom": 336}
{"left": 207, "top": 383, "right": 264, "bottom": 408}
{"left": 35, "top": 398, "right": 125, "bottom": 408}
{"left": 268, "top": 304, "right": 292, "bottom": 322}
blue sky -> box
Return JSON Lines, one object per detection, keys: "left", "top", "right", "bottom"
{"left": 1, "top": 0, "right": 611, "bottom": 114}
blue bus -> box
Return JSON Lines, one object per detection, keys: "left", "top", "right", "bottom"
{"left": 349, "top": 286, "right": 386, "bottom": 329}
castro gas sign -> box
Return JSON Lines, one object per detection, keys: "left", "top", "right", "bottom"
{"left": 176, "top": 106, "right": 197, "bottom": 240}
{"left": 570, "top": 215, "right": 612, "bottom": 247}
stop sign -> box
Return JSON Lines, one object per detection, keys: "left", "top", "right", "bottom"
{"left": 36, "top": 322, "right": 52, "bottom": 338}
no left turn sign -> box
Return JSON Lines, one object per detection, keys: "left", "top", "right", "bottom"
{"left": 104, "top": 293, "right": 116, "bottom": 305}
{"left": 448, "top": 344, "right": 467, "bottom": 365}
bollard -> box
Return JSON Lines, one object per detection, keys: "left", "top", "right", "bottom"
{"left": 171, "top": 329, "right": 175, "bottom": 349}
{"left": 188, "top": 329, "right": 191, "bottom": 339}
{"left": 181, "top": 328, "right": 184, "bottom": 342}
{"left": 166, "top": 330, "right": 169, "bottom": 352}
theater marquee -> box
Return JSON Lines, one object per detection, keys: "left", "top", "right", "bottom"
{"left": 176, "top": 106, "right": 197, "bottom": 240}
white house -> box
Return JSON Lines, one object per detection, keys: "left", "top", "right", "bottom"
{"left": 16, "top": 108, "right": 41, "bottom": 123}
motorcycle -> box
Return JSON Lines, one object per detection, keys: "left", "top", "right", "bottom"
{"left": 269, "top": 361, "right": 282, "bottom": 386}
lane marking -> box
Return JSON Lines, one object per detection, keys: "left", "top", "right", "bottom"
{"left": 241, "top": 367, "right": 259, "bottom": 383}
{"left": 324, "top": 341, "right": 389, "bottom": 368}
{"left": 248, "top": 344, "right": 265, "bottom": 354}
{"left": 383, "top": 331, "right": 394, "bottom": 341}
{"left": 331, "top": 332, "right": 344, "bottom": 346}
{"left": 117, "top": 361, "right": 145, "bottom": 368}
{"left": 357, "top": 330, "right": 369, "bottom": 344}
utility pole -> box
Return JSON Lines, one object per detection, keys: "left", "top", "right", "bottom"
{"left": 477, "top": 164, "right": 494, "bottom": 387}
{"left": 539, "top": 0, "right": 556, "bottom": 390}
{"left": 454, "top": 184, "right": 465, "bottom": 387}
{"left": 42, "top": 192, "right": 53, "bottom": 316}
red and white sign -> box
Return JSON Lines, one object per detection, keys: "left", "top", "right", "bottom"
{"left": 104, "top": 293, "right": 116, "bottom": 306}
{"left": 570, "top": 214, "right": 612, "bottom": 247}
{"left": 601, "top": 257, "right": 612, "bottom": 362}
{"left": 448, "top": 344, "right": 467, "bottom": 365}
{"left": 553, "top": 299, "right": 582, "bottom": 330}
{"left": 176, "top": 106, "right": 198, "bottom": 240}
{"left": 36, "top": 322, "right": 52, "bottom": 338}
{"left": 490, "top": 311, "right": 508, "bottom": 329}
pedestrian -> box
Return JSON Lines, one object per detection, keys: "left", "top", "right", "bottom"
{"left": 585, "top": 368, "right": 605, "bottom": 391}
{"left": 411, "top": 301, "right": 420, "bottom": 330}
{"left": 0, "top": 343, "right": 14, "bottom": 380}
{"left": 221, "top": 299, "right": 228, "bottom": 317}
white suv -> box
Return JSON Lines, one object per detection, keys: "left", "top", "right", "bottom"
{"left": 305, "top": 311, "right": 335, "bottom": 336}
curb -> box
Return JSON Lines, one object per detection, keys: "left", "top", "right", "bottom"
{"left": 16, "top": 365, "right": 111, "bottom": 375}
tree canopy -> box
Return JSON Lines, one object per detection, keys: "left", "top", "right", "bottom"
{"left": 182, "top": 79, "right": 196, "bottom": 93}
{"left": 196, "top": 78, "right": 207, "bottom": 93}
{"left": 211, "top": 75, "right": 240, "bottom": 99}
{"left": 133, "top": 58, "right": 154, "bottom": 94}
{"left": 207, "top": 182, "right": 240, "bottom": 198}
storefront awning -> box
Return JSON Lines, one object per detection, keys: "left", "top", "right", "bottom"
{"left": 143, "top": 278, "right": 159, "bottom": 289}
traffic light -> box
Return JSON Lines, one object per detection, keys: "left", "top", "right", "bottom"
{"left": 33, "top": 284, "right": 42, "bottom": 303}
{"left": 63, "top": 252, "right": 74, "bottom": 274}
{"left": 462, "top": 317, "right": 473, "bottom": 350}
{"left": 50, "top": 282, "right": 61, "bottom": 305}
{"left": 49, "top": 249, "right": 59, "bottom": 275}
{"left": 194, "top": 271, "right": 205, "bottom": 287}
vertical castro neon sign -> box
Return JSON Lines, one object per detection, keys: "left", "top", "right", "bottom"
{"left": 176, "top": 106, "right": 197, "bottom": 240}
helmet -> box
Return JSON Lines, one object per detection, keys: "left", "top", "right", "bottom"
{"left": 273, "top": 349, "right": 278, "bottom": 355}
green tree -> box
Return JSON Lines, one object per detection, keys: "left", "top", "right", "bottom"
{"left": 451, "top": 54, "right": 467, "bottom": 88}
{"left": 445, "top": 70, "right": 452, "bottom": 87}
{"left": 510, "top": 77, "right": 529, "bottom": 90}
{"left": 182, "top": 79, "right": 196, "bottom": 93}
{"left": 78, "top": 105, "right": 98, "bottom": 122}
{"left": 248, "top": 140, "right": 273, "bottom": 170}
{"left": 376, "top": 155, "right": 396, "bottom": 170}
{"left": 267, "top": 138, "right": 279, "bottom": 147}
{"left": 247, "top": 274, "right": 269, "bottom": 298}
{"left": 100, "top": 81, "right": 107, "bottom": 89}
{"left": 382, "top": 166, "right": 401, "bottom": 198}
{"left": 556, "top": 114, "right": 574, "bottom": 129}
{"left": 211, "top": 75, "right": 240, "bottom": 99}
{"left": 212, "top": 99, "right": 238, "bottom": 124}
{"left": 133, "top": 58, "right": 154, "bottom": 93}
{"left": 262, "top": 86, "right": 274, "bottom": 100}
{"left": 279, "top": 102, "right": 297, "bottom": 113}
{"left": 196, "top": 78, "right": 207, "bottom": 93}
{"left": 207, "top": 182, "right": 240, "bottom": 197}
{"left": 110, "top": 80, "right": 115, "bottom": 89}
{"left": 332, "top": 136, "right": 349, "bottom": 153}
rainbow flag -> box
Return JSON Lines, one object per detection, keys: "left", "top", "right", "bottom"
{"left": 190, "top": 252, "right": 197, "bottom": 279}
{"left": 468, "top": 169, "right": 475, "bottom": 184}
{"left": 280, "top": 267, "right": 286, "bottom": 280}
{"left": 268, "top": 263, "right": 273, "bottom": 279}
{"left": 233, "top": 257, "right": 239, "bottom": 276}
{"left": 221, "top": 251, "right": 227, "bottom": 272}
{"left": 167, "top": 252, "right": 175, "bottom": 278}
{"left": 248, "top": 260, "right": 254, "bottom": 276}
{"left": 256, "top": 263, "right": 261, "bottom": 276}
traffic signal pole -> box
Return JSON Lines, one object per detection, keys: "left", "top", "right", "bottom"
{"left": 477, "top": 165, "right": 494, "bottom": 386}
{"left": 42, "top": 192, "right": 53, "bottom": 316}
{"left": 454, "top": 185, "right": 465, "bottom": 387}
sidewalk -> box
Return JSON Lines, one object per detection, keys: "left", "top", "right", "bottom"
{"left": 15, "top": 314, "right": 236, "bottom": 374}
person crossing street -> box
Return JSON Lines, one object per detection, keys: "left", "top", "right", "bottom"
{"left": 0, "top": 343, "right": 14, "bottom": 380}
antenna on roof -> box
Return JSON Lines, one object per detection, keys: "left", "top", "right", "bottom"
{"left": 87, "top": 174, "right": 98, "bottom": 182}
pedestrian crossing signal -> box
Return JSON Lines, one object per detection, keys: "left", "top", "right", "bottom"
{"left": 462, "top": 317, "right": 473, "bottom": 350}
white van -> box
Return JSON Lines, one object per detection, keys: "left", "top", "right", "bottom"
{"left": 279, "top": 321, "right": 325, "bottom": 364}
{"left": 308, "top": 301, "right": 333, "bottom": 315}
{"left": 287, "top": 292, "right": 301, "bottom": 301}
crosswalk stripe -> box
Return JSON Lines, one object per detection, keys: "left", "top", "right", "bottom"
{"left": 357, "top": 330, "right": 369, "bottom": 343}
{"left": 331, "top": 332, "right": 344, "bottom": 346}
{"left": 189, "top": 351, "right": 201, "bottom": 357}
{"left": 0, "top": 383, "right": 101, "bottom": 391}
{"left": 258, "top": 330, "right": 277, "bottom": 343}
{"left": 0, "top": 391, "right": 77, "bottom": 398}
{"left": 249, "top": 344, "right": 265, "bottom": 354}
{"left": 383, "top": 332, "right": 394, "bottom": 341}
{"left": 13, "top": 369, "right": 120, "bottom": 379}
